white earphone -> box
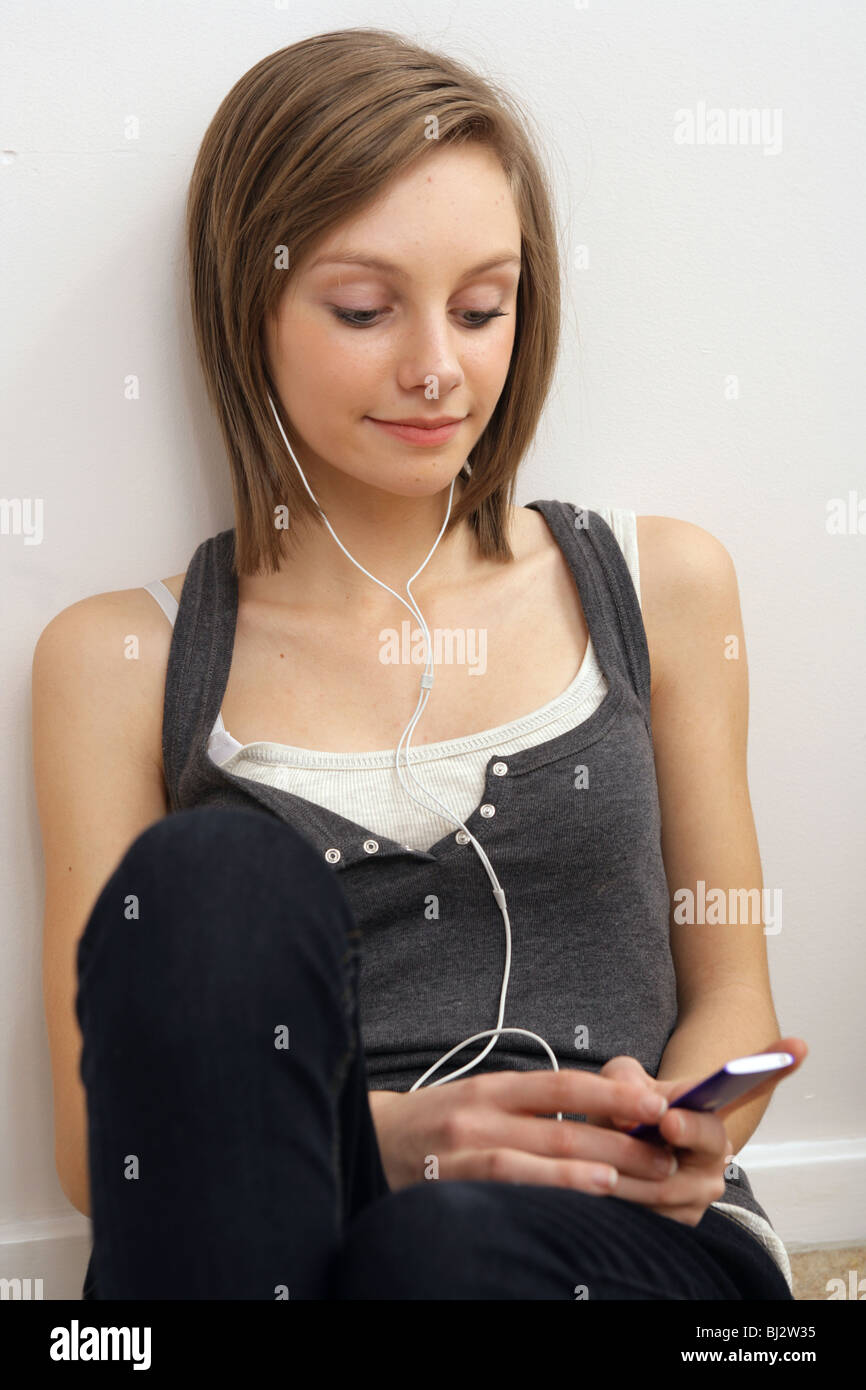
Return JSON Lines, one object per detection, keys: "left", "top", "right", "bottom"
{"left": 267, "top": 392, "right": 563, "bottom": 1119}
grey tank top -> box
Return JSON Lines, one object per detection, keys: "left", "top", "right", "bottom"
{"left": 161, "top": 499, "right": 776, "bottom": 1235}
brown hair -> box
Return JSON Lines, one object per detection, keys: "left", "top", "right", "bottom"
{"left": 185, "top": 28, "right": 562, "bottom": 576}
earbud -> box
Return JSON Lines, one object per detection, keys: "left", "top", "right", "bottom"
{"left": 266, "top": 392, "right": 563, "bottom": 1117}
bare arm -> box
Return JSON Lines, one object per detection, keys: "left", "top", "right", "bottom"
{"left": 637, "top": 515, "right": 788, "bottom": 1152}
{"left": 33, "top": 588, "right": 173, "bottom": 1217}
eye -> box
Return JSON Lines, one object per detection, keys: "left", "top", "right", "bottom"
{"left": 461, "top": 309, "right": 508, "bottom": 328}
{"left": 329, "top": 307, "right": 509, "bottom": 329}
{"left": 331, "top": 308, "right": 380, "bottom": 326}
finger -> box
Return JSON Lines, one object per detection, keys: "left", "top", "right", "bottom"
{"left": 594, "top": 1056, "right": 668, "bottom": 1128}
{"left": 586, "top": 1087, "right": 669, "bottom": 1131}
{"left": 599, "top": 1055, "right": 653, "bottom": 1084}
{"left": 609, "top": 1163, "right": 728, "bottom": 1214}
{"left": 476, "top": 1067, "right": 670, "bottom": 1128}
{"left": 443, "top": 1146, "right": 620, "bottom": 1195}
{"left": 575, "top": 1071, "right": 669, "bottom": 1129}
{"left": 471, "top": 1113, "right": 679, "bottom": 1182}
{"left": 657, "top": 1106, "right": 728, "bottom": 1160}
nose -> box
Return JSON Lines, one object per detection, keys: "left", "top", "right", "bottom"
{"left": 395, "top": 309, "right": 465, "bottom": 400}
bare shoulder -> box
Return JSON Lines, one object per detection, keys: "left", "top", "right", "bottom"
{"left": 635, "top": 515, "right": 737, "bottom": 592}
{"left": 34, "top": 577, "right": 183, "bottom": 666}
{"left": 32, "top": 576, "right": 185, "bottom": 776}
{"left": 516, "top": 504, "right": 738, "bottom": 608}
{"left": 635, "top": 516, "right": 743, "bottom": 691}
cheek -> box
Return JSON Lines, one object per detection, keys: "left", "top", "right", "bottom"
{"left": 277, "top": 314, "right": 382, "bottom": 411}
{"left": 463, "top": 327, "right": 516, "bottom": 397}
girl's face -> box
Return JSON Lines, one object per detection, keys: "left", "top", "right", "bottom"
{"left": 262, "top": 142, "right": 522, "bottom": 502}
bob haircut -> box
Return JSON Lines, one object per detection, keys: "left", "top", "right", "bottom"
{"left": 186, "top": 27, "right": 562, "bottom": 576}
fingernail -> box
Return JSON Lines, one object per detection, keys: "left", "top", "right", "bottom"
{"left": 640, "top": 1093, "right": 668, "bottom": 1121}
{"left": 654, "top": 1152, "right": 678, "bottom": 1177}
{"left": 593, "top": 1166, "right": 618, "bottom": 1191}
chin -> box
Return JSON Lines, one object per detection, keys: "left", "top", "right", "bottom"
{"left": 367, "top": 471, "right": 461, "bottom": 498}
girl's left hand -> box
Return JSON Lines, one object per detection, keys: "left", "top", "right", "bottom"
{"left": 585, "top": 1038, "right": 807, "bottom": 1227}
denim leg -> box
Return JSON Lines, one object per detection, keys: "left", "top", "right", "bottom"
{"left": 76, "top": 805, "right": 388, "bottom": 1300}
{"left": 330, "top": 1181, "right": 795, "bottom": 1301}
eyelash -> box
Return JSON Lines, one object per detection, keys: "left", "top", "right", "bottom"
{"left": 329, "top": 307, "right": 509, "bottom": 330}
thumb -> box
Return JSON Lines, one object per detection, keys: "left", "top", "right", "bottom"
{"left": 600, "top": 1054, "right": 655, "bottom": 1086}
{"left": 593, "top": 1054, "right": 663, "bottom": 1131}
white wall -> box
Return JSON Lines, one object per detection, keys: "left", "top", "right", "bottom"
{"left": 2, "top": 0, "right": 863, "bottom": 1297}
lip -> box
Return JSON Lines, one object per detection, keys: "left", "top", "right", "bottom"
{"left": 365, "top": 416, "right": 465, "bottom": 446}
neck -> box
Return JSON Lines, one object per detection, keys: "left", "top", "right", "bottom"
{"left": 246, "top": 471, "right": 494, "bottom": 617}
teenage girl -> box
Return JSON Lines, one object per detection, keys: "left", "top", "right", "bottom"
{"left": 34, "top": 29, "right": 806, "bottom": 1299}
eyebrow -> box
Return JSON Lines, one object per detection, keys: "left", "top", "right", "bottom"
{"left": 308, "top": 251, "right": 522, "bottom": 279}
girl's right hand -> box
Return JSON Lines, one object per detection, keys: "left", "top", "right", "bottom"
{"left": 368, "top": 1067, "right": 678, "bottom": 1194}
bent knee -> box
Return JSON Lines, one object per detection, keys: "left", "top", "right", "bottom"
{"left": 80, "top": 805, "right": 353, "bottom": 967}
{"left": 122, "top": 806, "right": 345, "bottom": 910}
{"left": 125, "top": 806, "right": 321, "bottom": 878}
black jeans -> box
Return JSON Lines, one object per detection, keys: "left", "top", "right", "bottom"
{"left": 77, "top": 806, "right": 793, "bottom": 1300}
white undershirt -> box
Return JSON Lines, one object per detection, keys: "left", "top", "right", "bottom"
{"left": 203, "top": 506, "right": 635, "bottom": 852}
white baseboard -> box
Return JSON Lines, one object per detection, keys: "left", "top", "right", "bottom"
{"left": 1, "top": 1141, "right": 863, "bottom": 1297}
{"left": 737, "top": 1137, "right": 866, "bottom": 1248}
{"left": 0, "top": 1210, "right": 91, "bottom": 1300}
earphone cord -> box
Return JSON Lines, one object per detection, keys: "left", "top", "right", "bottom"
{"left": 267, "top": 393, "right": 564, "bottom": 1120}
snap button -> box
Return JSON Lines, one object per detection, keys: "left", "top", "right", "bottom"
{"left": 455, "top": 830, "right": 471, "bottom": 844}
{"left": 480, "top": 803, "right": 495, "bottom": 817}
{"left": 324, "top": 848, "right": 341, "bottom": 864}
{"left": 363, "top": 839, "right": 379, "bottom": 854}
{"left": 492, "top": 761, "right": 508, "bottom": 776}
